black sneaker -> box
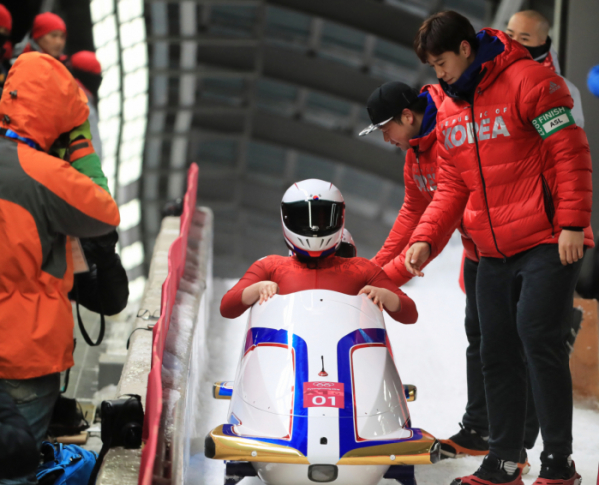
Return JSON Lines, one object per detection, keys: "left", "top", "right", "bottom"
{"left": 450, "top": 454, "right": 524, "bottom": 485}
{"left": 518, "top": 448, "right": 531, "bottom": 475}
{"left": 441, "top": 423, "right": 489, "bottom": 458}
{"left": 533, "top": 452, "right": 581, "bottom": 485}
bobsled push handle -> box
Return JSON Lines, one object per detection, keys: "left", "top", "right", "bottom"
{"left": 213, "top": 381, "right": 234, "bottom": 400}
{"left": 404, "top": 384, "right": 417, "bottom": 402}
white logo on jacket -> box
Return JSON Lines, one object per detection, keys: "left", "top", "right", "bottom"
{"left": 412, "top": 166, "right": 437, "bottom": 193}
{"left": 442, "top": 107, "right": 512, "bottom": 149}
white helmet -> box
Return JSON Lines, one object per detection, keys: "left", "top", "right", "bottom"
{"left": 281, "top": 179, "right": 345, "bottom": 259}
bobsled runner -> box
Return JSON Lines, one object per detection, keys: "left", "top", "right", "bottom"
{"left": 205, "top": 290, "right": 440, "bottom": 485}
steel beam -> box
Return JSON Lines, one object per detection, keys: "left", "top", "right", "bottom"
{"left": 144, "top": 0, "right": 424, "bottom": 48}
{"left": 491, "top": 0, "right": 525, "bottom": 30}
{"left": 267, "top": 0, "right": 423, "bottom": 48}
{"left": 158, "top": 107, "right": 404, "bottom": 183}
{"left": 150, "top": 44, "right": 386, "bottom": 104}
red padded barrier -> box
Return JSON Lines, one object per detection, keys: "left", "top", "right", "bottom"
{"left": 139, "top": 366, "right": 161, "bottom": 484}
{"left": 138, "top": 163, "right": 199, "bottom": 485}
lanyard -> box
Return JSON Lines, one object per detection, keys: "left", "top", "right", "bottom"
{"left": 0, "top": 128, "right": 42, "bottom": 151}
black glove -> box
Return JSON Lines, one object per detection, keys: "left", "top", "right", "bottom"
{"left": 72, "top": 229, "right": 129, "bottom": 315}
{"left": 80, "top": 230, "right": 119, "bottom": 269}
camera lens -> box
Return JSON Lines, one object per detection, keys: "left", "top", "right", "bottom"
{"left": 122, "top": 423, "right": 142, "bottom": 449}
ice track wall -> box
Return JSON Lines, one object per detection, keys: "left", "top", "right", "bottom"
{"left": 165, "top": 207, "right": 213, "bottom": 484}
{"left": 96, "top": 164, "right": 215, "bottom": 485}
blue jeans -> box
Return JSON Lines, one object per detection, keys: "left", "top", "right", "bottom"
{"left": 0, "top": 373, "right": 61, "bottom": 485}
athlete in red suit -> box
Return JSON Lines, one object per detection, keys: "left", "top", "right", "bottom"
{"left": 220, "top": 254, "right": 417, "bottom": 323}
{"left": 221, "top": 179, "right": 418, "bottom": 324}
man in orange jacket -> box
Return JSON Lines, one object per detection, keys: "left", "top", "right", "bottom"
{"left": 0, "top": 53, "right": 120, "bottom": 485}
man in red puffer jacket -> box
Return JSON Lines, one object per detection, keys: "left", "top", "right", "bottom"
{"left": 360, "top": 81, "right": 527, "bottom": 464}
{"left": 406, "top": 11, "right": 592, "bottom": 485}
{"left": 359, "top": 81, "right": 478, "bottom": 285}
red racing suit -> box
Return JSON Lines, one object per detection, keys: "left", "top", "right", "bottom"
{"left": 410, "top": 29, "right": 593, "bottom": 258}
{"left": 221, "top": 255, "right": 418, "bottom": 324}
{"left": 372, "top": 85, "right": 478, "bottom": 287}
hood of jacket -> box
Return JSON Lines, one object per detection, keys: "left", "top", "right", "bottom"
{"left": 0, "top": 52, "right": 89, "bottom": 152}
{"left": 409, "top": 84, "right": 444, "bottom": 153}
{"left": 441, "top": 28, "right": 531, "bottom": 99}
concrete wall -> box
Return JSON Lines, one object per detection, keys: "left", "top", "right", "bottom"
{"left": 565, "top": 0, "right": 599, "bottom": 231}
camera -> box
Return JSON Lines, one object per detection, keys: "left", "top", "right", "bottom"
{"left": 100, "top": 395, "right": 144, "bottom": 449}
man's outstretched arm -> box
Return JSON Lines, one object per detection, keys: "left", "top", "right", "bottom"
{"left": 407, "top": 152, "right": 469, "bottom": 276}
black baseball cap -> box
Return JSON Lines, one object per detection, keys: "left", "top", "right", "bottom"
{"left": 359, "top": 82, "right": 419, "bottom": 136}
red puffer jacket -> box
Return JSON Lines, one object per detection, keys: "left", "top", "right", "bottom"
{"left": 410, "top": 29, "right": 593, "bottom": 258}
{"left": 372, "top": 85, "right": 478, "bottom": 287}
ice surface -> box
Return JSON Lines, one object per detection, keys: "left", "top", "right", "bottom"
{"left": 162, "top": 255, "right": 206, "bottom": 443}
{"left": 187, "top": 234, "right": 599, "bottom": 485}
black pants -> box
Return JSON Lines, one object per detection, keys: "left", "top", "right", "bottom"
{"left": 476, "top": 244, "right": 582, "bottom": 462}
{"left": 461, "top": 257, "right": 540, "bottom": 449}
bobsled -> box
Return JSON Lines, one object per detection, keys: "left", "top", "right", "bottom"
{"left": 205, "top": 290, "right": 440, "bottom": 485}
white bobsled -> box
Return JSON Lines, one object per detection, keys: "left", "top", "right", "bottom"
{"left": 205, "top": 290, "right": 439, "bottom": 485}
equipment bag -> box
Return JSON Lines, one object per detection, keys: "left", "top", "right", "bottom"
{"left": 37, "top": 442, "right": 98, "bottom": 485}
{"left": 48, "top": 397, "right": 90, "bottom": 438}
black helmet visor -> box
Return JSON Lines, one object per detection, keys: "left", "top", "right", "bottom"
{"left": 281, "top": 200, "right": 345, "bottom": 238}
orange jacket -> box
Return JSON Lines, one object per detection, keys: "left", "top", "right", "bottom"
{"left": 0, "top": 53, "right": 120, "bottom": 379}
